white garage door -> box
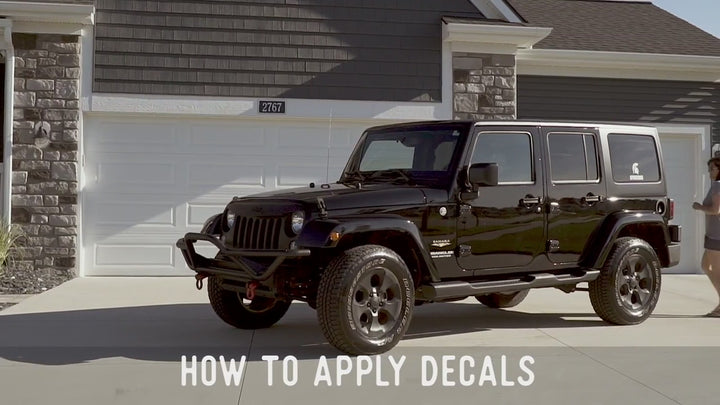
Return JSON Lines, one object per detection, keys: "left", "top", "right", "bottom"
{"left": 82, "top": 115, "right": 371, "bottom": 276}
{"left": 660, "top": 133, "right": 702, "bottom": 274}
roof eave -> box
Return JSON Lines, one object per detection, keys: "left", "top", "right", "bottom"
{"left": 443, "top": 22, "right": 552, "bottom": 54}
{"left": 0, "top": 1, "right": 95, "bottom": 25}
{"left": 517, "top": 49, "right": 720, "bottom": 82}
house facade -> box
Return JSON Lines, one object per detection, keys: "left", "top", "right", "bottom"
{"left": 0, "top": 0, "right": 718, "bottom": 288}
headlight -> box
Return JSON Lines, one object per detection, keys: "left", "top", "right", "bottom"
{"left": 226, "top": 211, "right": 236, "bottom": 229}
{"left": 291, "top": 211, "right": 305, "bottom": 234}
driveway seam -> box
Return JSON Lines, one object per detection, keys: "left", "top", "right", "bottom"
{"left": 237, "top": 330, "right": 255, "bottom": 405}
{"left": 536, "top": 328, "right": 682, "bottom": 405}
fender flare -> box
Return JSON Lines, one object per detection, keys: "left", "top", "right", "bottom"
{"left": 201, "top": 213, "right": 223, "bottom": 235}
{"left": 297, "top": 215, "right": 440, "bottom": 281}
{"left": 580, "top": 211, "right": 670, "bottom": 269}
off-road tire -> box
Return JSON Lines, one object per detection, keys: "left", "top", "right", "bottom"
{"left": 317, "top": 245, "right": 414, "bottom": 355}
{"left": 476, "top": 290, "right": 529, "bottom": 308}
{"left": 589, "top": 237, "right": 661, "bottom": 325}
{"left": 207, "top": 276, "right": 291, "bottom": 329}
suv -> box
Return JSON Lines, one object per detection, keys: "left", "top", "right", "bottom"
{"left": 177, "top": 121, "right": 681, "bottom": 355}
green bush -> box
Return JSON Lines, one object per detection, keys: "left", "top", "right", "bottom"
{"left": 0, "top": 223, "right": 24, "bottom": 276}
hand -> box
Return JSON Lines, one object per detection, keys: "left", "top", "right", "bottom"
{"left": 693, "top": 202, "right": 703, "bottom": 210}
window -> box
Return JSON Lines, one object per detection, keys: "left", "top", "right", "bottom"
{"left": 549, "top": 133, "right": 599, "bottom": 182}
{"left": 472, "top": 132, "right": 533, "bottom": 184}
{"left": 359, "top": 140, "right": 414, "bottom": 171}
{"left": 608, "top": 134, "right": 660, "bottom": 182}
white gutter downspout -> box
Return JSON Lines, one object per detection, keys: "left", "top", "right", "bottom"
{"left": 1, "top": 20, "right": 13, "bottom": 227}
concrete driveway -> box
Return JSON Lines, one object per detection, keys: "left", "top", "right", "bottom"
{"left": 1, "top": 275, "right": 719, "bottom": 405}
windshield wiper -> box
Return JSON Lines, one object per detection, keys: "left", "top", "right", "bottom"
{"left": 365, "top": 169, "right": 414, "bottom": 184}
{"left": 341, "top": 170, "right": 365, "bottom": 188}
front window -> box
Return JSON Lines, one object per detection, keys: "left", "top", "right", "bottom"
{"left": 341, "top": 123, "right": 469, "bottom": 186}
{"left": 471, "top": 131, "right": 533, "bottom": 184}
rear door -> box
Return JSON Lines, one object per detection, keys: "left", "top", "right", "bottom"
{"left": 542, "top": 126, "right": 607, "bottom": 264}
{"left": 456, "top": 126, "right": 546, "bottom": 272}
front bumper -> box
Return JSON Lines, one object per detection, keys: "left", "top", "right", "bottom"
{"left": 176, "top": 232, "right": 311, "bottom": 281}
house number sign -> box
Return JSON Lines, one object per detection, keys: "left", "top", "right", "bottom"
{"left": 258, "top": 100, "right": 286, "bottom": 114}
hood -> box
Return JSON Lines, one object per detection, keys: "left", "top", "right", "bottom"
{"left": 237, "top": 183, "right": 429, "bottom": 211}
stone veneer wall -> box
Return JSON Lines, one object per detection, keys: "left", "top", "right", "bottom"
{"left": 8, "top": 33, "right": 80, "bottom": 289}
{"left": 452, "top": 53, "right": 516, "bottom": 120}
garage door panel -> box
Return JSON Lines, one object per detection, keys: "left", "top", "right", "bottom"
{"left": 99, "top": 161, "right": 177, "bottom": 186}
{"left": 277, "top": 164, "right": 329, "bottom": 187}
{"left": 94, "top": 122, "right": 177, "bottom": 145}
{"left": 187, "top": 163, "right": 266, "bottom": 187}
{"left": 87, "top": 201, "right": 176, "bottom": 228}
{"left": 189, "top": 124, "right": 269, "bottom": 147}
{"left": 95, "top": 243, "right": 175, "bottom": 266}
{"left": 187, "top": 203, "right": 225, "bottom": 227}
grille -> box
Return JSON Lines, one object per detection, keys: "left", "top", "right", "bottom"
{"left": 233, "top": 216, "right": 284, "bottom": 250}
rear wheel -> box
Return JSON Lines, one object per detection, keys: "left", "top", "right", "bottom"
{"left": 589, "top": 237, "right": 661, "bottom": 325}
{"left": 207, "top": 276, "right": 291, "bottom": 329}
{"left": 476, "top": 290, "right": 529, "bottom": 308}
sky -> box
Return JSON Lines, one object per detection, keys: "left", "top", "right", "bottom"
{"left": 652, "top": 0, "right": 720, "bottom": 39}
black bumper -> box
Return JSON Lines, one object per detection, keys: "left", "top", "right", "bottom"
{"left": 176, "top": 232, "right": 311, "bottom": 281}
{"left": 667, "top": 243, "right": 681, "bottom": 268}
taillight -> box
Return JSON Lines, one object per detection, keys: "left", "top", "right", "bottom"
{"left": 668, "top": 199, "right": 675, "bottom": 220}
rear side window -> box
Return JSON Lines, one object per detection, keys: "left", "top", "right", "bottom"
{"left": 608, "top": 134, "right": 660, "bottom": 182}
{"left": 472, "top": 132, "right": 533, "bottom": 184}
{"left": 548, "top": 133, "right": 599, "bottom": 182}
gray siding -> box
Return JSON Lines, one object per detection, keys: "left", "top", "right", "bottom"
{"left": 517, "top": 75, "right": 720, "bottom": 150}
{"left": 93, "top": 0, "right": 484, "bottom": 102}
{"left": 14, "top": 0, "right": 94, "bottom": 4}
{"left": 518, "top": 75, "right": 719, "bottom": 123}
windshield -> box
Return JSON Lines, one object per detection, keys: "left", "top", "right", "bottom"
{"left": 340, "top": 123, "right": 469, "bottom": 187}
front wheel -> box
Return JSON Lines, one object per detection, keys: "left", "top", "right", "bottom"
{"left": 589, "top": 237, "right": 661, "bottom": 325}
{"left": 317, "top": 245, "right": 414, "bottom": 355}
{"left": 207, "top": 276, "right": 291, "bottom": 329}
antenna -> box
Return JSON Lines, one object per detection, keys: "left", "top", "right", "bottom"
{"left": 326, "top": 109, "right": 333, "bottom": 184}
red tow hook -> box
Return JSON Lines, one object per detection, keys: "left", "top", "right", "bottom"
{"left": 195, "top": 273, "right": 208, "bottom": 290}
{"left": 246, "top": 281, "right": 259, "bottom": 300}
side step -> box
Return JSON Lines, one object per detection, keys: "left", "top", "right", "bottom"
{"left": 416, "top": 269, "right": 600, "bottom": 301}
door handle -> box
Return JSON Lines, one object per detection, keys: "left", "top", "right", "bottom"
{"left": 583, "top": 193, "right": 603, "bottom": 204}
{"left": 521, "top": 195, "right": 542, "bottom": 206}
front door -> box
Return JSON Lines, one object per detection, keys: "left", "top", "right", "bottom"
{"left": 456, "top": 126, "right": 545, "bottom": 272}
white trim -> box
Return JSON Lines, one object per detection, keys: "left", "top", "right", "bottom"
{"left": 87, "top": 93, "right": 454, "bottom": 121}
{"left": 1, "top": 19, "right": 12, "bottom": 227}
{"left": 443, "top": 23, "right": 552, "bottom": 55}
{"left": 77, "top": 25, "right": 92, "bottom": 277}
{"left": 518, "top": 49, "right": 720, "bottom": 82}
{"left": 0, "top": 2, "right": 94, "bottom": 25}
{"left": 468, "top": 0, "right": 523, "bottom": 23}
{"left": 441, "top": 39, "right": 453, "bottom": 119}
{"left": 80, "top": 25, "right": 94, "bottom": 113}
{"left": 12, "top": 21, "right": 86, "bottom": 35}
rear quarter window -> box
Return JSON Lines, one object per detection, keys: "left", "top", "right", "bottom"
{"left": 608, "top": 134, "right": 660, "bottom": 182}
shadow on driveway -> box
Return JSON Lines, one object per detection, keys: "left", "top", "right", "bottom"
{"left": 0, "top": 301, "right": 605, "bottom": 366}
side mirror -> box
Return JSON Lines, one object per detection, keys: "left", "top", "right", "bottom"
{"left": 468, "top": 163, "right": 498, "bottom": 187}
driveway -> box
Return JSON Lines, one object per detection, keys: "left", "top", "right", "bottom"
{"left": 1, "top": 275, "right": 719, "bottom": 405}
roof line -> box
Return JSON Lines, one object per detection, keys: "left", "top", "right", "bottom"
{"left": 468, "top": 0, "right": 523, "bottom": 23}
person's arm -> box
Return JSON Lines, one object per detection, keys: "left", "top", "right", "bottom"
{"left": 693, "top": 184, "right": 720, "bottom": 215}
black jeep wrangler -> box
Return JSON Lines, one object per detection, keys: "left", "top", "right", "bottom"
{"left": 177, "top": 120, "right": 681, "bottom": 355}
